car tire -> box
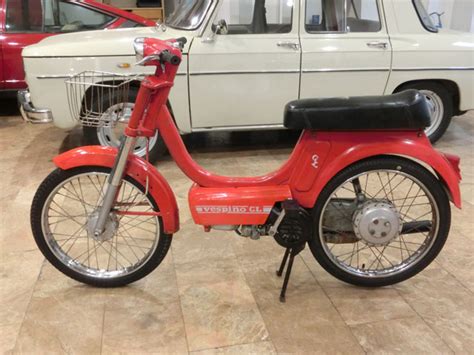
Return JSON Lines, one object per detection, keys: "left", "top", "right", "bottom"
{"left": 82, "top": 87, "right": 166, "bottom": 163}
{"left": 397, "top": 82, "right": 453, "bottom": 144}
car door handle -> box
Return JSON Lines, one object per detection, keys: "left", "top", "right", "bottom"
{"left": 366, "top": 41, "right": 388, "bottom": 49}
{"left": 277, "top": 41, "right": 300, "bottom": 51}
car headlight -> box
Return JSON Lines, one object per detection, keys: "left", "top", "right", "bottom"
{"left": 133, "top": 37, "right": 145, "bottom": 61}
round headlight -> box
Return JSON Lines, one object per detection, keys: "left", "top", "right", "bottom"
{"left": 133, "top": 37, "right": 145, "bottom": 61}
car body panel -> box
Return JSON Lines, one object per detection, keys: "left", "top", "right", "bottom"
{"left": 384, "top": 0, "right": 474, "bottom": 111}
{"left": 0, "top": 0, "right": 153, "bottom": 92}
{"left": 21, "top": 0, "right": 474, "bottom": 133}
{"left": 299, "top": 0, "right": 392, "bottom": 100}
{"left": 188, "top": 2, "right": 300, "bottom": 129}
{"left": 23, "top": 27, "right": 192, "bottom": 130}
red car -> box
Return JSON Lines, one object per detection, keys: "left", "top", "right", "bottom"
{"left": 0, "top": 0, "right": 154, "bottom": 94}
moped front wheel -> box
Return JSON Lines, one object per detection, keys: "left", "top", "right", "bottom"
{"left": 31, "top": 166, "right": 172, "bottom": 287}
{"left": 309, "top": 156, "right": 450, "bottom": 287}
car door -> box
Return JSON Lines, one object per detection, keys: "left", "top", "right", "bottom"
{"left": 2, "top": 0, "right": 117, "bottom": 90}
{"left": 0, "top": 0, "right": 5, "bottom": 90}
{"left": 188, "top": 0, "right": 301, "bottom": 129}
{"left": 300, "top": 0, "right": 391, "bottom": 99}
{"left": 1, "top": 0, "right": 50, "bottom": 90}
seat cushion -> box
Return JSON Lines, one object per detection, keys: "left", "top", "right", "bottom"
{"left": 284, "top": 90, "right": 431, "bottom": 131}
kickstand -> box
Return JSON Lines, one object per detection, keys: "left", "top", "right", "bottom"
{"left": 276, "top": 244, "right": 305, "bottom": 303}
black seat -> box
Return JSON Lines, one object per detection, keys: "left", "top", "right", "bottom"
{"left": 284, "top": 90, "right": 431, "bottom": 131}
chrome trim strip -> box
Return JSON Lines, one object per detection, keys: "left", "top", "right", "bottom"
{"left": 192, "top": 124, "right": 285, "bottom": 132}
{"left": 190, "top": 70, "right": 299, "bottom": 76}
{"left": 24, "top": 54, "right": 136, "bottom": 59}
{"left": 303, "top": 68, "right": 389, "bottom": 73}
{"left": 36, "top": 73, "right": 186, "bottom": 79}
{"left": 392, "top": 67, "right": 474, "bottom": 72}
{"left": 24, "top": 53, "right": 188, "bottom": 59}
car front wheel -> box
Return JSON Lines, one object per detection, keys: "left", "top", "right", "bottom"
{"left": 83, "top": 87, "right": 166, "bottom": 163}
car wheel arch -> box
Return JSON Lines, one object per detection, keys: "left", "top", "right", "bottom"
{"left": 393, "top": 79, "right": 460, "bottom": 115}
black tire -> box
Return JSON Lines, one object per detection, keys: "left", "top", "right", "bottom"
{"left": 82, "top": 87, "right": 167, "bottom": 163}
{"left": 309, "top": 156, "right": 451, "bottom": 287}
{"left": 397, "top": 82, "right": 453, "bottom": 143}
{"left": 31, "top": 166, "right": 172, "bottom": 287}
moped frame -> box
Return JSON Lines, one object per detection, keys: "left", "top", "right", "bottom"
{"left": 54, "top": 38, "right": 462, "bottom": 235}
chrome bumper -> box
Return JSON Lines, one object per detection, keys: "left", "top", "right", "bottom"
{"left": 17, "top": 89, "right": 53, "bottom": 124}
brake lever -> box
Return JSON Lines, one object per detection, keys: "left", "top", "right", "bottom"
{"left": 135, "top": 54, "right": 161, "bottom": 66}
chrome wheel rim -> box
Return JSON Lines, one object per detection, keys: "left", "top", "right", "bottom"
{"left": 319, "top": 169, "right": 439, "bottom": 279}
{"left": 421, "top": 90, "right": 444, "bottom": 137}
{"left": 41, "top": 172, "right": 160, "bottom": 279}
{"left": 97, "top": 103, "right": 159, "bottom": 158}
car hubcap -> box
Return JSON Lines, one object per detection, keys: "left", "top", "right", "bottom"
{"left": 421, "top": 90, "right": 444, "bottom": 137}
{"left": 97, "top": 103, "right": 159, "bottom": 157}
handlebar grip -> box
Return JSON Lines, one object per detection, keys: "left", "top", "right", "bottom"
{"left": 160, "top": 50, "right": 181, "bottom": 65}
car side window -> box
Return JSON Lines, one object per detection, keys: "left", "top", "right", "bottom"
{"left": 5, "top": 0, "right": 43, "bottom": 33}
{"left": 306, "top": 0, "right": 381, "bottom": 33}
{"left": 43, "top": 0, "right": 116, "bottom": 33}
{"left": 214, "top": 0, "right": 293, "bottom": 35}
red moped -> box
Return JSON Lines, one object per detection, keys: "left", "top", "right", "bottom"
{"left": 31, "top": 37, "right": 461, "bottom": 301}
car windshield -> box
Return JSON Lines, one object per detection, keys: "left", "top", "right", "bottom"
{"left": 166, "top": 0, "right": 213, "bottom": 30}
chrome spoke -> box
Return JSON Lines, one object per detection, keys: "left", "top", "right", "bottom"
{"left": 320, "top": 168, "right": 439, "bottom": 279}
{"left": 42, "top": 171, "right": 160, "bottom": 279}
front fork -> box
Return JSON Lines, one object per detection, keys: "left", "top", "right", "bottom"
{"left": 93, "top": 136, "right": 137, "bottom": 237}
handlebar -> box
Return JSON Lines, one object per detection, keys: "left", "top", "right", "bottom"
{"left": 160, "top": 50, "right": 181, "bottom": 65}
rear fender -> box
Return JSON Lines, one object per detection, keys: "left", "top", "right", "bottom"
{"left": 53, "top": 146, "right": 179, "bottom": 234}
{"left": 294, "top": 132, "right": 461, "bottom": 209}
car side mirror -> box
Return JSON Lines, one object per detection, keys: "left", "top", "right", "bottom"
{"left": 215, "top": 19, "right": 228, "bottom": 35}
{"left": 202, "top": 19, "right": 228, "bottom": 43}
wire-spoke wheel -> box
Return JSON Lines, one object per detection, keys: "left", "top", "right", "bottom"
{"left": 31, "top": 166, "right": 172, "bottom": 287}
{"left": 309, "top": 157, "right": 450, "bottom": 287}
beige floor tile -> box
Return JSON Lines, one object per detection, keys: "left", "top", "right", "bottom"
{"left": 232, "top": 240, "right": 364, "bottom": 353}
{"left": 394, "top": 266, "right": 473, "bottom": 319}
{"left": 423, "top": 310, "right": 474, "bottom": 354}
{"left": 259, "top": 295, "right": 364, "bottom": 354}
{"left": 0, "top": 322, "right": 22, "bottom": 353}
{"left": 435, "top": 229, "right": 474, "bottom": 292}
{"left": 14, "top": 289, "right": 105, "bottom": 353}
{"left": 13, "top": 262, "right": 105, "bottom": 353}
{"left": 101, "top": 253, "right": 180, "bottom": 307}
{"left": 0, "top": 251, "right": 43, "bottom": 327}
{"left": 451, "top": 201, "right": 474, "bottom": 238}
{"left": 351, "top": 317, "right": 452, "bottom": 354}
{"left": 324, "top": 287, "right": 416, "bottom": 325}
{"left": 102, "top": 300, "right": 188, "bottom": 354}
{"left": 175, "top": 258, "right": 268, "bottom": 352}
{"left": 299, "top": 248, "right": 349, "bottom": 289}
{"left": 191, "top": 341, "right": 276, "bottom": 354}
{"left": 171, "top": 226, "right": 237, "bottom": 265}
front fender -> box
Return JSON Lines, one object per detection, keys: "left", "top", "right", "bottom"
{"left": 296, "top": 132, "right": 461, "bottom": 209}
{"left": 53, "top": 146, "right": 179, "bottom": 234}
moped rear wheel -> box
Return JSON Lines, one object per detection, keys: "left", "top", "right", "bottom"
{"left": 31, "top": 166, "right": 172, "bottom": 287}
{"left": 309, "top": 156, "right": 450, "bottom": 287}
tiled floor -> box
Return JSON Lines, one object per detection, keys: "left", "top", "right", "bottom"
{"left": 1, "top": 99, "right": 472, "bottom": 354}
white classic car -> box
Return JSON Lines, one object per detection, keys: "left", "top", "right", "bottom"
{"left": 20, "top": 0, "right": 474, "bottom": 161}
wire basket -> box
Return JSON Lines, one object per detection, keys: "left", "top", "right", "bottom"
{"left": 66, "top": 71, "right": 139, "bottom": 128}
